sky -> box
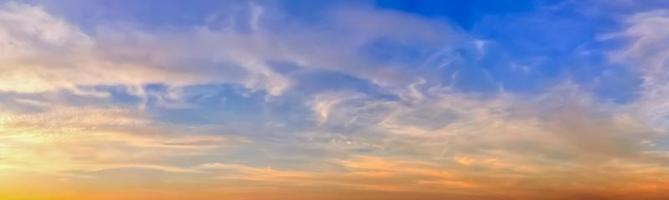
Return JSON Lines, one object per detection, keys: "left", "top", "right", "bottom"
{"left": 1, "top": 0, "right": 669, "bottom": 199}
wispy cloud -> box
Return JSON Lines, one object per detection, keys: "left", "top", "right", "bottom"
{"left": 1, "top": 1, "right": 669, "bottom": 200}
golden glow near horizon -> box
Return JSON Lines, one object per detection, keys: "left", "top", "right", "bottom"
{"left": 1, "top": 1, "right": 669, "bottom": 200}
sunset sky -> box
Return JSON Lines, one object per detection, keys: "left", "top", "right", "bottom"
{"left": 1, "top": 0, "right": 669, "bottom": 199}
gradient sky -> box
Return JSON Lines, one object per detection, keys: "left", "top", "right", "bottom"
{"left": 1, "top": 0, "right": 669, "bottom": 199}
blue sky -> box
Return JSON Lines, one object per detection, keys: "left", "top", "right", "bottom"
{"left": 2, "top": 0, "right": 669, "bottom": 199}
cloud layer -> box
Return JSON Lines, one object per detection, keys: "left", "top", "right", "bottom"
{"left": 1, "top": 1, "right": 669, "bottom": 200}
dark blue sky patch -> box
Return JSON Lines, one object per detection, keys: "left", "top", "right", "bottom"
{"left": 375, "top": 0, "right": 557, "bottom": 29}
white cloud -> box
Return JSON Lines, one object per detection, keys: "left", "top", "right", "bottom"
{"left": 611, "top": 9, "right": 669, "bottom": 131}
{"left": 0, "top": 2, "right": 290, "bottom": 96}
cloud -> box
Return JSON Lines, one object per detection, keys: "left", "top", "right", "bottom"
{"left": 0, "top": 104, "right": 235, "bottom": 179}
{"left": 2, "top": 1, "right": 669, "bottom": 200}
{"left": 608, "top": 9, "right": 669, "bottom": 131}
{"left": 299, "top": 79, "right": 669, "bottom": 199}
{"left": 0, "top": 2, "right": 290, "bottom": 96}
{"left": 0, "top": 1, "right": 467, "bottom": 99}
